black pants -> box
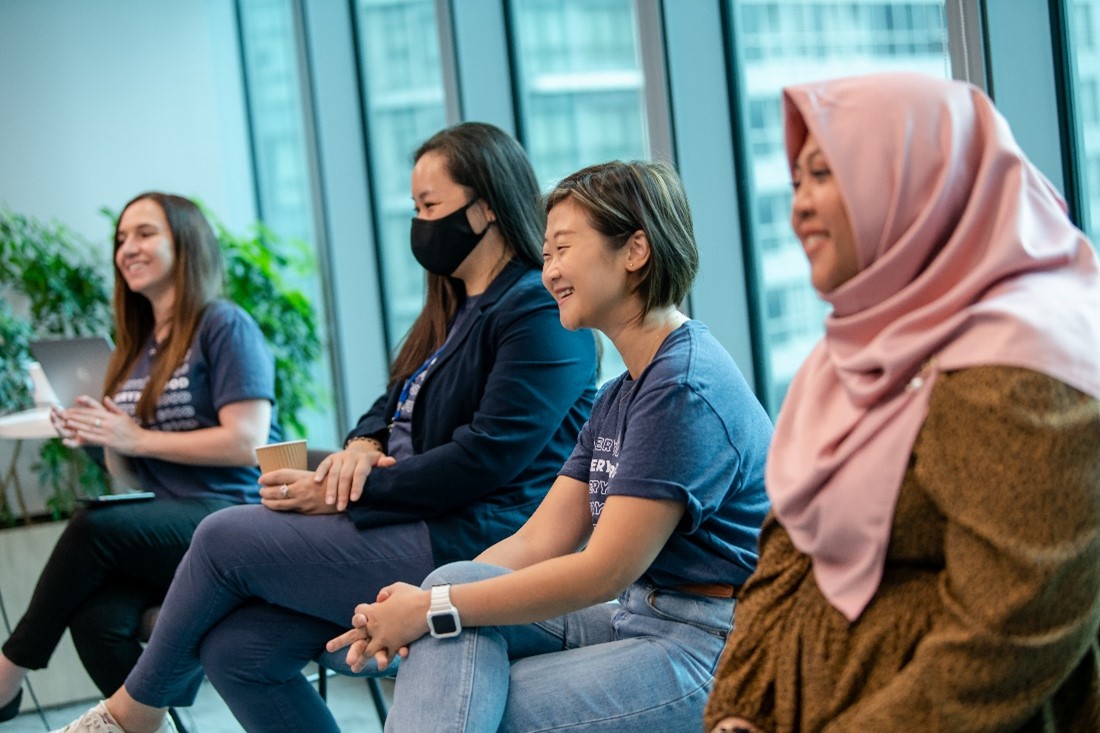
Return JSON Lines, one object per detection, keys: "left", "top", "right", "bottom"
{"left": 2, "top": 496, "right": 233, "bottom": 696}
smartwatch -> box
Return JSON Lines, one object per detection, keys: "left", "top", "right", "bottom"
{"left": 426, "top": 584, "right": 462, "bottom": 638}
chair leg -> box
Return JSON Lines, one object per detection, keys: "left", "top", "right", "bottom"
{"left": 167, "top": 707, "right": 189, "bottom": 733}
{"left": 367, "top": 677, "right": 388, "bottom": 722}
{"left": 316, "top": 662, "right": 328, "bottom": 701}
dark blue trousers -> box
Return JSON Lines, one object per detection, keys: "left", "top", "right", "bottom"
{"left": 122, "top": 505, "right": 435, "bottom": 733}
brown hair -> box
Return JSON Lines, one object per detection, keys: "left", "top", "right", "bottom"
{"left": 103, "top": 192, "right": 222, "bottom": 423}
{"left": 389, "top": 122, "right": 543, "bottom": 384}
{"left": 545, "top": 161, "right": 698, "bottom": 319}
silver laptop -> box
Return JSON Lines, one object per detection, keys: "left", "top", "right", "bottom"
{"left": 28, "top": 336, "right": 115, "bottom": 407}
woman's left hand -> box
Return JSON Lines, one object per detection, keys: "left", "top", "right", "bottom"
{"left": 711, "top": 718, "right": 765, "bottom": 733}
{"left": 259, "top": 469, "right": 339, "bottom": 515}
{"left": 326, "top": 582, "right": 430, "bottom": 672}
{"left": 58, "top": 396, "right": 143, "bottom": 454}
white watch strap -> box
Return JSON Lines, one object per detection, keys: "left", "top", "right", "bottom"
{"left": 430, "top": 583, "right": 452, "bottom": 612}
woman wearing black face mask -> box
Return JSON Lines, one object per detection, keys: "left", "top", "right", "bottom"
{"left": 54, "top": 122, "right": 597, "bottom": 733}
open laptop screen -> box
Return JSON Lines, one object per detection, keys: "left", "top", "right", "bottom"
{"left": 28, "top": 336, "right": 114, "bottom": 407}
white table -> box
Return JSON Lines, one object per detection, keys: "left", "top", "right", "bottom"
{"left": 0, "top": 407, "right": 56, "bottom": 521}
{"left": 0, "top": 406, "right": 54, "bottom": 440}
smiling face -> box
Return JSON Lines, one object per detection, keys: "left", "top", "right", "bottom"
{"left": 114, "top": 198, "right": 177, "bottom": 304}
{"left": 790, "top": 133, "right": 860, "bottom": 293}
{"left": 542, "top": 198, "right": 635, "bottom": 332}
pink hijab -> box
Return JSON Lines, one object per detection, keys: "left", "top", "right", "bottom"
{"left": 769, "top": 72, "right": 1100, "bottom": 622}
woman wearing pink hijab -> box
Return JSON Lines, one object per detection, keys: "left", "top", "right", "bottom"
{"left": 706, "top": 72, "right": 1100, "bottom": 732}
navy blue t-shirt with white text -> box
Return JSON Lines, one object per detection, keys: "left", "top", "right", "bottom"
{"left": 560, "top": 320, "right": 772, "bottom": 588}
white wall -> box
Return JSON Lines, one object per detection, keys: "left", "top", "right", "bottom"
{"left": 0, "top": 0, "right": 255, "bottom": 245}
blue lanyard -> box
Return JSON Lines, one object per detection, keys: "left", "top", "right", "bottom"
{"left": 392, "top": 344, "right": 446, "bottom": 424}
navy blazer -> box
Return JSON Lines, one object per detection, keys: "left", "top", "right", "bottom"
{"left": 345, "top": 259, "right": 597, "bottom": 565}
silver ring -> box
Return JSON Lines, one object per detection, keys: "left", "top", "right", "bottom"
{"left": 280, "top": 484, "right": 289, "bottom": 498}
{"left": 95, "top": 418, "right": 102, "bottom": 428}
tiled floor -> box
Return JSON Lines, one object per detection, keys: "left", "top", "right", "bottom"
{"left": 5, "top": 671, "right": 388, "bottom": 732}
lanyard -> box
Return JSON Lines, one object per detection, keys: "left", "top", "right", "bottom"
{"left": 392, "top": 344, "right": 447, "bottom": 424}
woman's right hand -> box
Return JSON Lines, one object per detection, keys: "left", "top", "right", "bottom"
{"left": 49, "top": 405, "right": 74, "bottom": 442}
{"left": 313, "top": 443, "right": 396, "bottom": 511}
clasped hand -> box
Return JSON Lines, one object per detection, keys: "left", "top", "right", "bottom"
{"left": 50, "top": 396, "right": 140, "bottom": 454}
{"left": 326, "top": 582, "right": 428, "bottom": 673}
{"left": 259, "top": 444, "right": 395, "bottom": 514}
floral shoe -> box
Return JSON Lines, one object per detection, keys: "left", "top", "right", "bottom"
{"left": 50, "top": 701, "right": 178, "bottom": 733}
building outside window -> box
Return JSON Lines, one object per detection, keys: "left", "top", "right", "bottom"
{"left": 354, "top": 0, "right": 448, "bottom": 350}
{"left": 510, "top": 0, "right": 650, "bottom": 380}
{"left": 510, "top": 0, "right": 648, "bottom": 192}
{"left": 238, "top": 0, "right": 338, "bottom": 447}
{"left": 732, "top": 0, "right": 950, "bottom": 411}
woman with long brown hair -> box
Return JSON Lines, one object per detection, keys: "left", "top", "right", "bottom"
{"left": 0, "top": 193, "right": 278, "bottom": 722}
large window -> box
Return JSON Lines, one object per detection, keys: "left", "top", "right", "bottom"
{"left": 1070, "top": 0, "right": 1100, "bottom": 238}
{"left": 730, "top": 0, "right": 950, "bottom": 412}
{"left": 509, "top": 0, "right": 652, "bottom": 380}
{"left": 509, "top": 0, "right": 649, "bottom": 190}
{"left": 354, "top": 0, "right": 448, "bottom": 351}
{"left": 238, "top": 0, "right": 338, "bottom": 447}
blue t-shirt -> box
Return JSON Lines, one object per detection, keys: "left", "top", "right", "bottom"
{"left": 559, "top": 320, "right": 772, "bottom": 588}
{"left": 112, "top": 300, "right": 280, "bottom": 503}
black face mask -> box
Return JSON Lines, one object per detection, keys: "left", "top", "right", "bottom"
{"left": 410, "top": 198, "right": 492, "bottom": 276}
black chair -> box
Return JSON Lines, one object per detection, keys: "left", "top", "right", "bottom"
{"left": 313, "top": 656, "right": 391, "bottom": 723}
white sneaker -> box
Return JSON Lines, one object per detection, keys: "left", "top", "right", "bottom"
{"left": 51, "top": 701, "right": 179, "bottom": 733}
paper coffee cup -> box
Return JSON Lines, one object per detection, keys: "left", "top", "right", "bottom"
{"left": 255, "top": 439, "right": 308, "bottom": 474}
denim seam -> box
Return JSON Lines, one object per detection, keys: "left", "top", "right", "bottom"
{"left": 514, "top": 644, "right": 712, "bottom": 731}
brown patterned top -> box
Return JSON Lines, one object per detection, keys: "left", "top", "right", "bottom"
{"left": 705, "top": 366, "right": 1100, "bottom": 732}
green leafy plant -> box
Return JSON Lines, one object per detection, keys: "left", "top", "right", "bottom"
{"left": 214, "top": 218, "right": 323, "bottom": 438}
{"left": 0, "top": 205, "right": 322, "bottom": 523}
{"left": 0, "top": 208, "right": 114, "bottom": 521}
{"left": 0, "top": 298, "right": 34, "bottom": 416}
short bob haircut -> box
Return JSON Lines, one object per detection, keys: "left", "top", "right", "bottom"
{"left": 544, "top": 160, "right": 698, "bottom": 319}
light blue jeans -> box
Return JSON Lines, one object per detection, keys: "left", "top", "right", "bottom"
{"left": 386, "top": 562, "right": 735, "bottom": 732}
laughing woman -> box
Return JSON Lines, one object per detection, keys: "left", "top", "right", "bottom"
{"left": 329, "top": 160, "right": 773, "bottom": 732}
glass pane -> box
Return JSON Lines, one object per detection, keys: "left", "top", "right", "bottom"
{"left": 510, "top": 0, "right": 650, "bottom": 381}
{"left": 354, "top": 0, "right": 447, "bottom": 350}
{"left": 731, "top": 0, "right": 950, "bottom": 412}
{"left": 238, "top": 0, "right": 339, "bottom": 448}
{"left": 510, "top": 0, "right": 648, "bottom": 190}
{"left": 1070, "top": 0, "right": 1100, "bottom": 239}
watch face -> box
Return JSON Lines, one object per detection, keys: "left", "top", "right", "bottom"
{"left": 431, "top": 612, "right": 458, "bottom": 635}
